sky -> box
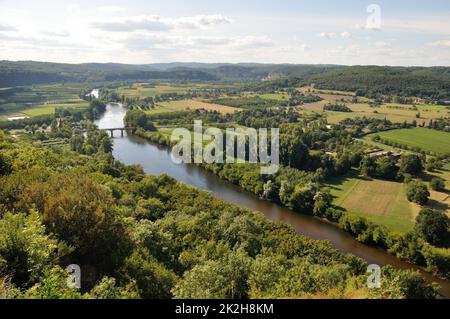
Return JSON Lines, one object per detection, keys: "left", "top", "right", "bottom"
{"left": 1, "top": 0, "right": 450, "bottom": 66}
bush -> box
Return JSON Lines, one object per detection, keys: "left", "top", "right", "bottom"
{"left": 415, "top": 208, "right": 450, "bottom": 246}
{"left": 0, "top": 153, "right": 12, "bottom": 176}
{"left": 422, "top": 244, "right": 450, "bottom": 279}
{"left": 406, "top": 181, "right": 430, "bottom": 206}
{"left": 430, "top": 177, "right": 445, "bottom": 191}
{"left": 124, "top": 109, "right": 156, "bottom": 131}
{"left": 400, "top": 154, "right": 423, "bottom": 175}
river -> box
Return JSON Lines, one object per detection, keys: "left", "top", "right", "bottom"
{"left": 95, "top": 104, "right": 450, "bottom": 297}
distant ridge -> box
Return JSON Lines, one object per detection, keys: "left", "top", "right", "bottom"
{"left": 1, "top": 61, "right": 450, "bottom": 99}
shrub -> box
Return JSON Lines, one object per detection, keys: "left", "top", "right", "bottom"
{"left": 406, "top": 181, "right": 430, "bottom": 206}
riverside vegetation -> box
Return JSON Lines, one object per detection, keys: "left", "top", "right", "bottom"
{"left": 1, "top": 61, "right": 450, "bottom": 299}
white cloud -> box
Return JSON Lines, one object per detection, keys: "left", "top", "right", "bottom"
{"left": 300, "top": 44, "right": 312, "bottom": 51}
{"left": 232, "top": 36, "right": 273, "bottom": 49}
{"left": 91, "top": 14, "right": 231, "bottom": 32}
{"left": 430, "top": 39, "right": 450, "bottom": 47}
{"left": 175, "top": 14, "right": 231, "bottom": 29}
{"left": 121, "top": 34, "right": 273, "bottom": 52}
{"left": 92, "top": 15, "right": 172, "bottom": 32}
{"left": 0, "top": 22, "right": 16, "bottom": 32}
{"left": 340, "top": 31, "right": 351, "bottom": 39}
{"left": 97, "top": 6, "right": 124, "bottom": 14}
{"left": 192, "top": 37, "right": 232, "bottom": 46}
{"left": 40, "top": 30, "right": 70, "bottom": 37}
{"left": 319, "top": 32, "right": 335, "bottom": 39}
{"left": 374, "top": 41, "right": 391, "bottom": 48}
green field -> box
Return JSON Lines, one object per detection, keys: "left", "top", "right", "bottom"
{"left": 257, "top": 93, "right": 288, "bottom": 101}
{"left": 157, "top": 100, "right": 240, "bottom": 114}
{"left": 118, "top": 85, "right": 189, "bottom": 98}
{"left": 365, "top": 128, "right": 450, "bottom": 155}
{"left": 144, "top": 107, "right": 178, "bottom": 115}
{"left": 0, "top": 83, "right": 89, "bottom": 120}
{"left": 327, "top": 170, "right": 416, "bottom": 233}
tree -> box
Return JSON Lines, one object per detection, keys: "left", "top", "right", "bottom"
{"left": 406, "top": 181, "right": 430, "bottom": 206}
{"left": 430, "top": 177, "right": 445, "bottom": 192}
{"left": 89, "top": 277, "right": 140, "bottom": 299}
{"left": 360, "top": 156, "right": 377, "bottom": 177}
{"left": 313, "top": 191, "right": 332, "bottom": 216}
{"left": 24, "top": 267, "right": 83, "bottom": 299}
{"left": 400, "top": 154, "right": 423, "bottom": 175}
{"left": 279, "top": 134, "right": 309, "bottom": 169}
{"left": 262, "top": 180, "right": 278, "bottom": 201}
{"left": 290, "top": 184, "right": 318, "bottom": 214}
{"left": 0, "top": 276, "right": 20, "bottom": 299}
{"left": 375, "top": 156, "right": 398, "bottom": 180}
{"left": 369, "top": 265, "right": 440, "bottom": 299}
{"left": 124, "top": 110, "right": 156, "bottom": 131}
{"left": 0, "top": 211, "right": 57, "bottom": 287}
{"left": 172, "top": 250, "right": 252, "bottom": 299}
{"left": 87, "top": 99, "right": 107, "bottom": 120}
{"left": 99, "top": 135, "right": 113, "bottom": 153}
{"left": 70, "top": 134, "right": 85, "bottom": 153}
{"left": 0, "top": 153, "right": 12, "bottom": 176}
{"left": 415, "top": 208, "right": 450, "bottom": 246}
{"left": 425, "top": 158, "right": 443, "bottom": 172}
{"left": 120, "top": 249, "right": 177, "bottom": 299}
{"left": 17, "top": 174, "right": 131, "bottom": 274}
{"left": 133, "top": 198, "right": 165, "bottom": 221}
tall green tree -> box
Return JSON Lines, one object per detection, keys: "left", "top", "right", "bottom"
{"left": 415, "top": 208, "right": 450, "bottom": 246}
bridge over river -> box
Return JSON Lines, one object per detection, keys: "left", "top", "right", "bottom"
{"left": 101, "top": 127, "right": 137, "bottom": 137}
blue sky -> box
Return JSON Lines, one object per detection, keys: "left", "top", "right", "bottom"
{"left": 0, "top": 0, "right": 449, "bottom": 65}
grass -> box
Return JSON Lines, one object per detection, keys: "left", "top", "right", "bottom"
{"left": 425, "top": 169, "right": 450, "bottom": 216}
{"left": 117, "top": 85, "right": 189, "bottom": 98}
{"left": 0, "top": 83, "right": 89, "bottom": 120}
{"left": 157, "top": 100, "right": 240, "bottom": 114}
{"left": 297, "top": 86, "right": 449, "bottom": 125}
{"left": 365, "top": 128, "right": 450, "bottom": 155}
{"left": 255, "top": 93, "right": 288, "bottom": 101}
{"left": 327, "top": 170, "right": 416, "bottom": 233}
{"left": 144, "top": 107, "right": 178, "bottom": 115}
{"left": 21, "top": 102, "right": 89, "bottom": 116}
{"left": 21, "top": 106, "right": 57, "bottom": 116}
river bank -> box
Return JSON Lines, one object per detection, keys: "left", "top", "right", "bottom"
{"left": 95, "top": 103, "right": 450, "bottom": 297}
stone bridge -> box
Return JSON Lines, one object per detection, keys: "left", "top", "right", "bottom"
{"left": 103, "top": 127, "right": 137, "bottom": 137}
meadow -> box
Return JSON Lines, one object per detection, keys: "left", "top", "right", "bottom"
{"left": 157, "top": 100, "right": 240, "bottom": 114}
{"left": 117, "top": 84, "right": 189, "bottom": 98}
{"left": 244, "top": 93, "right": 289, "bottom": 101}
{"left": 297, "top": 86, "right": 449, "bottom": 125}
{"left": 0, "top": 83, "right": 89, "bottom": 120}
{"left": 327, "top": 170, "right": 417, "bottom": 233}
{"left": 117, "top": 83, "right": 234, "bottom": 98}
{"left": 365, "top": 128, "right": 450, "bottom": 155}
{"left": 21, "top": 102, "right": 89, "bottom": 116}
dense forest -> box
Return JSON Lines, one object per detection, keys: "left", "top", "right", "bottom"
{"left": 1, "top": 129, "right": 442, "bottom": 299}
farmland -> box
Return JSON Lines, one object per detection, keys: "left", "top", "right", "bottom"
{"left": 21, "top": 102, "right": 90, "bottom": 116}
{"left": 365, "top": 128, "right": 450, "bottom": 155}
{"left": 117, "top": 84, "right": 189, "bottom": 98}
{"left": 156, "top": 100, "right": 240, "bottom": 114}
{"left": 297, "top": 86, "right": 450, "bottom": 125}
{"left": 328, "top": 171, "right": 417, "bottom": 233}
{"left": 0, "top": 83, "right": 90, "bottom": 120}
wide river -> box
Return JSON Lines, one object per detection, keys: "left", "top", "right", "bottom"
{"left": 96, "top": 104, "right": 450, "bottom": 297}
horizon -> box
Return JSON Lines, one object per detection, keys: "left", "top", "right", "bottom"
{"left": 2, "top": 60, "right": 450, "bottom": 68}
{"left": 1, "top": 0, "right": 450, "bottom": 66}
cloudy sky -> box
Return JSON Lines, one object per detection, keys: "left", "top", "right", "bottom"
{"left": 1, "top": 0, "right": 450, "bottom": 66}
